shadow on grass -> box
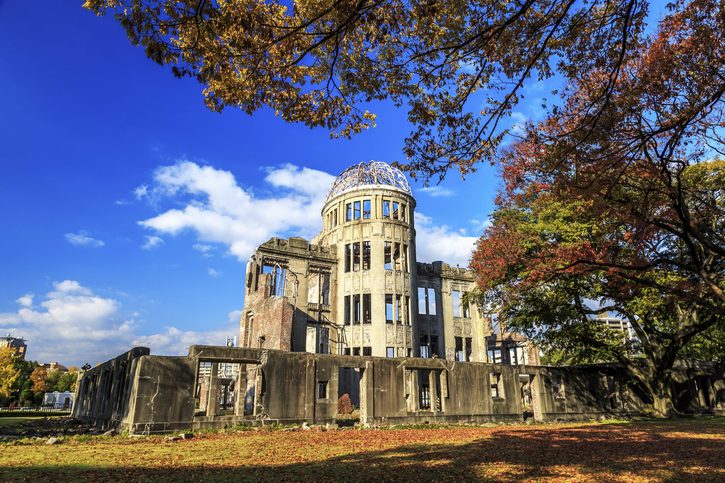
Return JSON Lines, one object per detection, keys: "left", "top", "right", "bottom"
{"left": 2, "top": 422, "right": 724, "bottom": 481}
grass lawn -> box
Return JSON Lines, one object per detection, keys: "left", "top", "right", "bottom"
{"left": 1, "top": 418, "right": 723, "bottom": 481}
{"left": 0, "top": 415, "right": 65, "bottom": 429}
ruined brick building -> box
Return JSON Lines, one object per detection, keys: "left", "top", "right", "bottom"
{"left": 240, "top": 161, "right": 538, "bottom": 365}
{"left": 71, "top": 162, "right": 724, "bottom": 434}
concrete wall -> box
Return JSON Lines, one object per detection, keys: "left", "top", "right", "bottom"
{"left": 73, "top": 348, "right": 195, "bottom": 433}
{"left": 73, "top": 347, "right": 149, "bottom": 428}
{"left": 73, "top": 345, "right": 725, "bottom": 433}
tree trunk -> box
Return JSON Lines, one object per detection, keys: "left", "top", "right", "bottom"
{"left": 624, "top": 359, "right": 676, "bottom": 418}
{"left": 651, "top": 390, "right": 675, "bottom": 418}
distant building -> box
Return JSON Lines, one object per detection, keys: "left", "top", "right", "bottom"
{"left": 0, "top": 334, "right": 27, "bottom": 360}
{"left": 596, "top": 313, "right": 632, "bottom": 341}
{"left": 43, "top": 391, "right": 74, "bottom": 409}
{"left": 42, "top": 362, "right": 68, "bottom": 372}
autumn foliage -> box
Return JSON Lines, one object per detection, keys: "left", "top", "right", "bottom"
{"left": 85, "top": 0, "right": 653, "bottom": 180}
{"left": 337, "top": 393, "right": 354, "bottom": 415}
{"left": 472, "top": 0, "right": 723, "bottom": 415}
{"left": 0, "top": 348, "right": 20, "bottom": 399}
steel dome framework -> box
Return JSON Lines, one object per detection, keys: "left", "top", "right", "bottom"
{"left": 325, "top": 161, "right": 412, "bottom": 203}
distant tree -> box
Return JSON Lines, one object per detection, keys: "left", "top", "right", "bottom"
{"left": 0, "top": 348, "right": 20, "bottom": 400}
{"left": 30, "top": 366, "right": 49, "bottom": 393}
{"left": 56, "top": 371, "right": 79, "bottom": 393}
{"left": 84, "top": 0, "right": 654, "bottom": 180}
{"left": 45, "top": 369, "right": 62, "bottom": 392}
{"left": 471, "top": 0, "right": 723, "bottom": 417}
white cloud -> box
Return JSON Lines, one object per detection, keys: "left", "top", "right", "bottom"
{"left": 16, "top": 294, "right": 33, "bottom": 307}
{"left": 0, "top": 280, "right": 238, "bottom": 365}
{"left": 509, "top": 111, "right": 529, "bottom": 135}
{"left": 227, "top": 310, "right": 242, "bottom": 324}
{"left": 65, "top": 231, "right": 105, "bottom": 248}
{"left": 208, "top": 268, "right": 220, "bottom": 277}
{"left": 138, "top": 161, "right": 334, "bottom": 261}
{"left": 142, "top": 235, "right": 164, "bottom": 250}
{"left": 193, "top": 243, "right": 214, "bottom": 257}
{"left": 470, "top": 217, "right": 492, "bottom": 234}
{"left": 132, "top": 326, "right": 234, "bottom": 357}
{"left": 419, "top": 186, "right": 455, "bottom": 197}
{"left": 414, "top": 212, "right": 477, "bottom": 267}
{"left": 134, "top": 184, "right": 149, "bottom": 199}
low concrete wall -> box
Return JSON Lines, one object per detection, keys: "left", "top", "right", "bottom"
{"left": 73, "top": 345, "right": 725, "bottom": 433}
{"left": 72, "top": 347, "right": 149, "bottom": 429}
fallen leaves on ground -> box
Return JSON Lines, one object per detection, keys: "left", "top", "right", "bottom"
{"left": 1, "top": 418, "right": 723, "bottom": 481}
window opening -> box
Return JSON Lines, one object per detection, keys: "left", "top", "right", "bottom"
{"left": 382, "top": 200, "right": 390, "bottom": 218}
{"left": 453, "top": 290, "right": 461, "bottom": 317}
{"left": 353, "top": 294, "right": 361, "bottom": 324}
{"left": 321, "top": 273, "right": 330, "bottom": 305}
{"left": 395, "top": 295, "right": 403, "bottom": 324}
{"left": 262, "top": 263, "right": 286, "bottom": 297}
{"left": 317, "top": 381, "right": 328, "bottom": 399}
{"left": 363, "top": 199, "right": 371, "bottom": 219}
{"left": 384, "top": 242, "right": 392, "bottom": 270}
{"left": 318, "top": 327, "right": 329, "bottom": 354}
{"left": 420, "top": 336, "right": 431, "bottom": 358}
{"left": 427, "top": 287, "right": 436, "bottom": 315}
{"left": 352, "top": 242, "right": 361, "bottom": 271}
{"left": 385, "top": 294, "right": 394, "bottom": 324}
{"left": 362, "top": 241, "right": 371, "bottom": 270}
{"left": 419, "top": 370, "right": 431, "bottom": 410}
{"left": 393, "top": 243, "right": 402, "bottom": 270}
{"left": 363, "top": 294, "right": 371, "bottom": 324}
{"left": 490, "top": 373, "right": 501, "bottom": 398}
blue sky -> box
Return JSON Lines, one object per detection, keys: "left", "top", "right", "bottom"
{"left": 0, "top": 1, "right": 667, "bottom": 365}
{"left": 0, "top": 1, "right": 506, "bottom": 365}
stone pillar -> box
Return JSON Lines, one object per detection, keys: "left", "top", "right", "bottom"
{"left": 206, "top": 363, "right": 219, "bottom": 417}
{"left": 430, "top": 370, "right": 439, "bottom": 414}
{"left": 235, "top": 366, "right": 247, "bottom": 416}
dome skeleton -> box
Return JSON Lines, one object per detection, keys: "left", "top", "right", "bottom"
{"left": 325, "top": 161, "right": 412, "bottom": 203}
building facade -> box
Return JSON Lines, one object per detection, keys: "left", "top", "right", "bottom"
{"left": 0, "top": 334, "right": 27, "bottom": 360}
{"left": 240, "top": 161, "right": 535, "bottom": 364}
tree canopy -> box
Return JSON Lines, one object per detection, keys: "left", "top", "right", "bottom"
{"left": 0, "top": 348, "right": 20, "bottom": 400}
{"left": 471, "top": 0, "right": 723, "bottom": 415}
{"left": 85, "top": 0, "right": 653, "bottom": 180}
